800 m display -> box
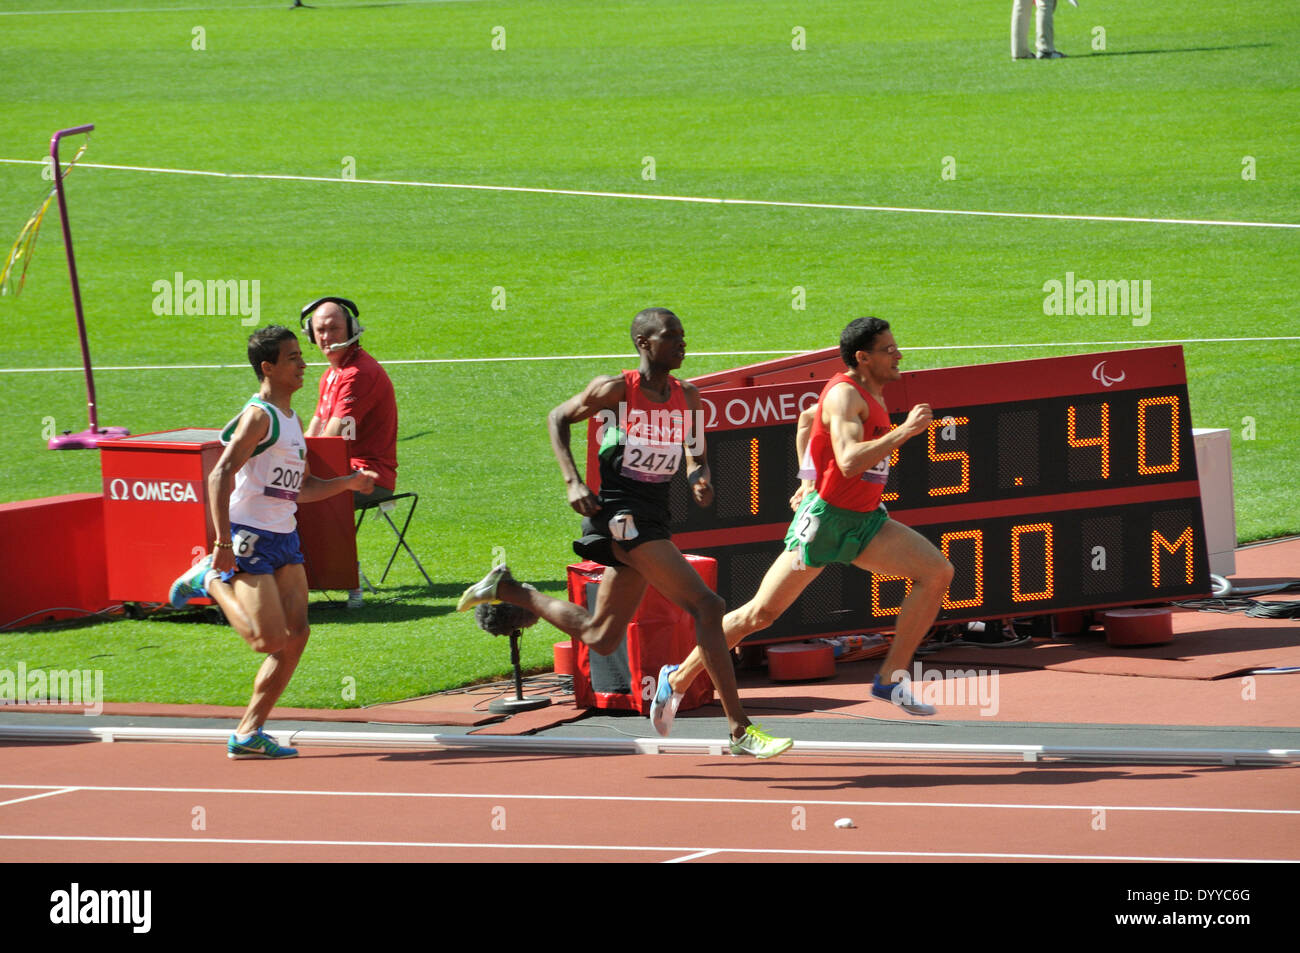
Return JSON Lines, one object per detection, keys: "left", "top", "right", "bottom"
{"left": 588, "top": 345, "right": 1213, "bottom": 640}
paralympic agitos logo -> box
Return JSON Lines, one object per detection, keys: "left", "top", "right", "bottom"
{"left": 1091, "top": 361, "right": 1127, "bottom": 388}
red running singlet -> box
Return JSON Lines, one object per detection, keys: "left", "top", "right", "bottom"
{"left": 807, "top": 372, "right": 893, "bottom": 512}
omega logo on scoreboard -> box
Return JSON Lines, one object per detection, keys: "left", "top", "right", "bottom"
{"left": 587, "top": 346, "right": 1214, "bottom": 640}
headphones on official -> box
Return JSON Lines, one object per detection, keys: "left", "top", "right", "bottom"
{"left": 300, "top": 296, "right": 365, "bottom": 350}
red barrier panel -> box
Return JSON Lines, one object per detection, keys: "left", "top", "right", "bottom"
{"left": 100, "top": 430, "right": 222, "bottom": 603}
{"left": 2, "top": 432, "right": 357, "bottom": 630}
{"left": 297, "top": 437, "right": 359, "bottom": 591}
{"left": 99, "top": 429, "right": 357, "bottom": 602}
{"left": 566, "top": 555, "right": 716, "bottom": 715}
{"left": 1, "top": 494, "right": 111, "bottom": 629}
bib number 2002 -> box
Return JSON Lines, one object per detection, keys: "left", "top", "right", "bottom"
{"left": 270, "top": 466, "right": 303, "bottom": 491}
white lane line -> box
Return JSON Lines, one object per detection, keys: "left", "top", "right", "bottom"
{"left": 1, "top": 157, "right": 1295, "bottom": 230}
{"left": 2, "top": 338, "right": 1296, "bottom": 375}
{"left": 0, "top": 787, "right": 79, "bottom": 808}
{"left": 2, "top": 783, "right": 1296, "bottom": 816}
{"left": 0, "top": 834, "right": 1291, "bottom": 862}
{"left": 665, "top": 849, "right": 721, "bottom": 863}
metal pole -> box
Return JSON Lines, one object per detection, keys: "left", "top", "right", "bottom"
{"left": 50, "top": 125, "right": 98, "bottom": 432}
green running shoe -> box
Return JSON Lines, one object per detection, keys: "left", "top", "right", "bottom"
{"left": 168, "top": 553, "right": 215, "bottom": 609}
{"left": 729, "top": 724, "right": 793, "bottom": 760}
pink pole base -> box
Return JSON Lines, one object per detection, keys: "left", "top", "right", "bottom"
{"left": 48, "top": 426, "right": 130, "bottom": 450}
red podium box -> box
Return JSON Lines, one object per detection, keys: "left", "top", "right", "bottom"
{"left": 99, "top": 429, "right": 357, "bottom": 602}
{"left": 566, "top": 555, "right": 716, "bottom": 715}
{"left": 296, "top": 437, "right": 361, "bottom": 590}
{"left": 1, "top": 494, "right": 111, "bottom": 628}
{"left": 100, "top": 430, "right": 223, "bottom": 604}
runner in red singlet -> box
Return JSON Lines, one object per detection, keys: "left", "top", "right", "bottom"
{"left": 650, "top": 316, "right": 955, "bottom": 731}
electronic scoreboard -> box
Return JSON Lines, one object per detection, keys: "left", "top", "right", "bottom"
{"left": 584, "top": 345, "right": 1213, "bottom": 641}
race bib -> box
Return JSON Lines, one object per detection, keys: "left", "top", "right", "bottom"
{"left": 619, "top": 407, "right": 687, "bottom": 483}
{"left": 620, "top": 444, "right": 683, "bottom": 482}
{"left": 862, "top": 456, "right": 890, "bottom": 485}
{"left": 609, "top": 511, "right": 640, "bottom": 541}
{"left": 793, "top": 510, "right": 820, "bottom": 545}
{"left": 264, "top": 446, "right": 305, "bottom": 501}
{"left": 797, "top": 446, "right": 816, "bottom": 481}
{"left": 233, "top": 528, "right": 260, "bottom": 559}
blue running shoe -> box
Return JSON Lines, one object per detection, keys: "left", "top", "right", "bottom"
{"left": 649, "top": 664, "right": 683, "bottom": 737}
{"left": 168, "top": 553, "right": 215, "bottom": 609}
{"left": 871, "top": 674, "right": 936, "bottom": 716}
{"left": 227, "top": 729, "right": 298, "bottom": 760}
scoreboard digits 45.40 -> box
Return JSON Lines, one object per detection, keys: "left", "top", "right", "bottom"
{"left": 587, "top": 345, "right": 1213, "bottom": 640}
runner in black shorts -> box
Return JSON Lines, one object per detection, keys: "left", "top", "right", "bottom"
{"left": 457, "top": 307, "right": 791, "bottom": 759}
{"left": 571, "top": 394, "right": 679, "bottom": 567}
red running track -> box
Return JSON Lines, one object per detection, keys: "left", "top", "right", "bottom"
{"left": 2, "top": 741, "right": 1297, "bottom": 863}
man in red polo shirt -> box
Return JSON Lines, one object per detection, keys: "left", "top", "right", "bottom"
{"left": 302, "top": 296, "right": 398, "bottom": 607}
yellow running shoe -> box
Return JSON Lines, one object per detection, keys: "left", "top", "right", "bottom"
{"left": 729, "top": 724, "right": 793, "bottom": 760}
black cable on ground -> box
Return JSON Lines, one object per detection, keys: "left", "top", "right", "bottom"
{"left": 1174, "top": 583, "right": 1300, "bottom": 620}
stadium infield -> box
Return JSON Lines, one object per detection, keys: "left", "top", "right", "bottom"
{"left": 1, "top": 0, "right": 1296, "bottom": 704}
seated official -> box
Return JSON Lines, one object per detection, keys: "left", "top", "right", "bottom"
{"left": 302, "top": 296, "right": 399, "bottom": 607}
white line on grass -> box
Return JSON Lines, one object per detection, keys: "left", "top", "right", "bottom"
{"left": 0, "top": 834, "right": 1290, "bottom": 862}
{"left": 3, "top": 338, "right": 1296, "bottom": 375}
{"left": 0, "top": 0, "right": 481, "bottom": 15}
{"left": 0, "top": 4, "right": 269, "bottom": 13}
{"left": 0, "top": 351, "right": 793, "bottom": 374}
{"left": 2, "top": 783, "right": 1295, "bottom": 816}
{"left": 1, "top": 157, "right": 1296, "bottom": 230}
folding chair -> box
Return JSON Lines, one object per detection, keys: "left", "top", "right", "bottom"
{"left": 354, "top": 492, "right": 434, "bottom": 589}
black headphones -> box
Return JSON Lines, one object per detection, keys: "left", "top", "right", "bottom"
{"left": 300, "top": 296, "right": 363, "bottom": 347}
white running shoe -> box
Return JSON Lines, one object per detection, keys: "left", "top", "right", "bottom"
{"left": 456, "top": 564, "right": 512, "bottom": 612}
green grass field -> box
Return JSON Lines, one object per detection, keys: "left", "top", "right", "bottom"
{"left": 1, "top": 0, "right": 1296, "bottom": 708}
